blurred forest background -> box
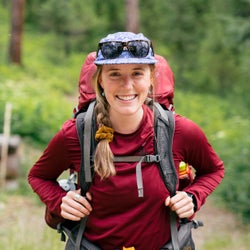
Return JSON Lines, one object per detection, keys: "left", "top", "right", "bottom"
{"left": 0, "top": 0, "right": 249, "bottom": 249}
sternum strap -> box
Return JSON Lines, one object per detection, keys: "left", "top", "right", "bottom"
{"left": 114, "top": 155, "right": 160, "bottom": 198}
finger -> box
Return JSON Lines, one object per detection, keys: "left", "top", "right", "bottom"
{"left": 60, "top": 199, "right": 91, "bottom": 220}
{"left": 60, "top": 191, "right": 92, "bottom": 220}
{"left": 61, "top": 195, "right": 90, "bottom": 218}
{"left": 169, "top": 191, "right": 186, "bottom": 205}
{"left": 175, "top": 201, "right": 194, "bottom": 218}
{"left": 60, "top": 203, "right": 85, "bottom": 221}
{"left": 168, "top": 192, "right": 193, "bottom": 210}
{"left": 165, "top": 193, "right": 194, "bottom": 218}
{"left": 165, "top": 196, "right": 170, "bottom": 206}
{"left": 178, "top": 210, "right": 194, "bottom": 219}
{"left": 71, "top": 192, "right": 92, "bottom": 212}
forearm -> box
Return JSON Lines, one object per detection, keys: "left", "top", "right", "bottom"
{"left": 183, "top": 162, "right": 224, "bottom": 211}
{"left": 28, "top": 174, "right": 67, "bottom": 215}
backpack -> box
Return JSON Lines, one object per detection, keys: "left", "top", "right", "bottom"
{"left": 53, "top": 53, "right": 202, "bottom": 249}
{"left": 46, "top": 52, "right": 177, "bottom": 229}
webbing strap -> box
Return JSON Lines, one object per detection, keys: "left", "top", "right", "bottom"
{"left": 170, "top": 211, "right": 179, "bottom": 250}
{"left": 114, "top": 155, "right": 160, "bottom": 198}
{"left": 114, "top": 154, "right": 160, "bottom": 163}
{"left": 136, "top": 157, "right": 144, "bottom": 197}
{"left": 75, "top": 217, "right": 88, "bottom": 250}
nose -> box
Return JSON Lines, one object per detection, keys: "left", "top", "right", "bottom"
{"left": 122, "top": 75, "right": 133, "bottom": 89}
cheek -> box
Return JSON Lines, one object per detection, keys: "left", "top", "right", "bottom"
{"left": 139, "top": 77, "right": 151, "bottom": 93}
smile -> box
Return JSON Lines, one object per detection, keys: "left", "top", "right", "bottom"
{"left": 117, "top": 95, "right": 137, "bottom": 101}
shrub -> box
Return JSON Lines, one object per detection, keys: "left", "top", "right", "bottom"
{"left": 175, "top": 91, "right": 250, "bottom": 224}
{"left": 0, "top": 77, "right": 72, "bottom": 144}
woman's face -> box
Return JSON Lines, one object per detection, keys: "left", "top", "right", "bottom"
{"left": 99, "top": 64, "right": 152, "bottom": 119}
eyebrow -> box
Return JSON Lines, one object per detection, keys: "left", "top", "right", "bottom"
{"left": 106, "top": 66, "right": 146, "bottom": 72}
{"left": 132, "top": 67, "right": 146, "bottom": 70}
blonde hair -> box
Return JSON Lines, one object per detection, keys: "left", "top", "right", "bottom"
{"left": 92, "top": 65, "right": 155, "bottom": 179}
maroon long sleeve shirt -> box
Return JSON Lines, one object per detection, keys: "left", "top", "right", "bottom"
{"left": 28, "top": 105, "right": 224, "bottom": 249}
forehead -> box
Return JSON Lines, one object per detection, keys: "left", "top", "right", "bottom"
{"left": 102, "top": 64, "right": 151, "bottom": 71}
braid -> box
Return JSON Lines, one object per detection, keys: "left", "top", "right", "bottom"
{"left": 92, "top": 67, "right": 116, "bottom": 179}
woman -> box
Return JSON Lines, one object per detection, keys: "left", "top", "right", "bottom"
{"left": 28, "top": 32, "right": 224, "bottom": 250}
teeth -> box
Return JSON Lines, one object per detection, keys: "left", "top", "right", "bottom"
{"left": 118, "top": 95, "right": 135, "bottom": 101}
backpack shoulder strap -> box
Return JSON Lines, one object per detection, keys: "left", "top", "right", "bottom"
{"left": 153, "top": 102, "right": 177, "bottom": 197}
{"left": 153, "top": 102, "right": 180, "bottom": 250}
{"left": 76, "top": 101, "right": 96, "bottom": 196}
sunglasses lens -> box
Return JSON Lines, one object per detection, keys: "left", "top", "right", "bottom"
{"left": 128, "top": 41, "right": 150, "bottom": 58}
{"left": 99, "top": 40, "right": 150, "bottom": 59}
{"left": 100, "top": 42, "right": 123, "bottom": 59}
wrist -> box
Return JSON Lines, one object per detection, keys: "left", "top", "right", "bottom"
{"left": 187, "top": 192, "right": 197, "bottom": 212}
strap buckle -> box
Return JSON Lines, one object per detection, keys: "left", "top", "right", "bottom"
{"left": 145, "top": 154, "right": 161, "bottom": 163}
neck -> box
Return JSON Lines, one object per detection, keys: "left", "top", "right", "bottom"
{"left": 110, "top": 108, "right": 144, "bottom": 134}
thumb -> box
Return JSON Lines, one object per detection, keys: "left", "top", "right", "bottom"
{"left": 86, "top": 192, "right": 92, "bottom": 201}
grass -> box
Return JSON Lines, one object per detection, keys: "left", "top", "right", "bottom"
{"left": 0, "top": 194, "right": 65, "bottom": 250}
{"left": 193, "top": 198, "right": 250, "bottom": 250}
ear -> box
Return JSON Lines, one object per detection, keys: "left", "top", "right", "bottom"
{"left": 99, "top": 75, "right": 104, "bottom": 88}
{"left": 149, "top": 84, "right": 153, "bottom": 94}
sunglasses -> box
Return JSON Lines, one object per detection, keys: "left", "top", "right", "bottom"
{"left": 97, "top": 40, "right": 153, "bottom": 59}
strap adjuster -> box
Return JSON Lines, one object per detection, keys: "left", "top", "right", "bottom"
{"left": 145, "top": 154, "right": 161, "bottom": 163}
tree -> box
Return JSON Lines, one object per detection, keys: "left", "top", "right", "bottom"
{"left": 8, "top": 0, "right": 25, "bottom": 65}
{"left": 125, "top": 0, "right": 139, "bottom": 33}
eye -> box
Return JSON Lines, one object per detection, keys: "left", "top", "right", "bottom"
{"left": 109, "top": 71, "right": 120, "bottom": 77}
{"left": 133, "top": 70, "right": 144, "bottom": 77}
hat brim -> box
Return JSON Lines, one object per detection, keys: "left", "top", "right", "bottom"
{"left": 95, "top": 57, "right": 157, "bottom": 65}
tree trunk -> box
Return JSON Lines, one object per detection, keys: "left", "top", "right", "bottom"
{"left": 125, "top": 0, "right": 139, "bottom": 33}
{"left": 8, "top": 0, "right": 25, "bottom": 65}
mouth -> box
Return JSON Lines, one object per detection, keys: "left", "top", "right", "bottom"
{"left": 116, "top": 95, "right": 137, "bottom": 101}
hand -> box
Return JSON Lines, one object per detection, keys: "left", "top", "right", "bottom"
{"left": 165, "top": 191, "right": 194, "bottom": 218}
{"left": 60, "top": 189, "right": 92, "bottom": 221}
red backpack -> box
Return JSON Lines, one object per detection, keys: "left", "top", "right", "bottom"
{"left": 74, "top": 52, "right": 175, "bottom": 115}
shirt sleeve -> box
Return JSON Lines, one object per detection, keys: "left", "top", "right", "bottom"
{"left": 28, "top": 119, "right": 79, "bottom": 216}
{"left": 173, "top": 114, "right": 225, "bottom": 211}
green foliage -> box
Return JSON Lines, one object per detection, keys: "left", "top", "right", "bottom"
{"left": 175, "top": 91, "right": 250, "bottom": 224}
{"left": 0, "top": 66, "right": 73, "bottom": 144}
{"left": 37, "top": 0, "right": 117, "bottom": 53}
{"left": 0, "top": 23, "right": 83, "bottom": 144}
{"left": 214, "top": 120, "right": 250, "bottom": 223}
